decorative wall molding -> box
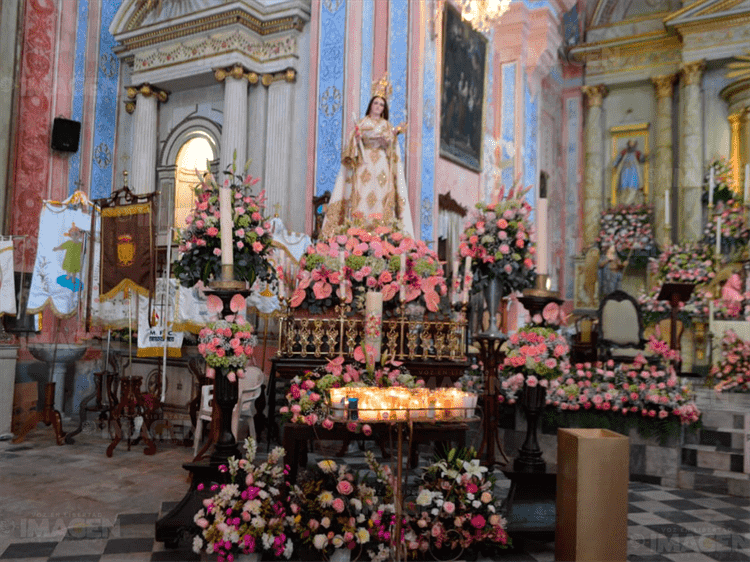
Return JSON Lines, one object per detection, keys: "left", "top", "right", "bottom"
{"left": 132, "top": 29, "right": 300, "bottom": 74}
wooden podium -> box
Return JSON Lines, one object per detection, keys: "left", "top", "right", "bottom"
{"left": 657, "top": 282, "right": 694, "bottom": 373}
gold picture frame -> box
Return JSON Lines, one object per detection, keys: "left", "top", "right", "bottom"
{"left": 610, "top": 123, "right": 650, "bottom": 206}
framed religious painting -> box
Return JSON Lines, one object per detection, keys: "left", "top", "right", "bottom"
{"left": 439, "top": 4, "right": 487, "bottom": 172}
{"left": 610, "top": 123, "right": 650, "bottom": 206}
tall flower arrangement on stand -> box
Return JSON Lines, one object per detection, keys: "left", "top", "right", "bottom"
{"left": 458, "top": 185, "right": 536, "bottom": 296}
{"left": 173, "top": 164, "right": 275, "bottom": 288}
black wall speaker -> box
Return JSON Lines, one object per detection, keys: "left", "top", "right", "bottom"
{"left": 50, "top": 117, "right": 81, "bottom": 152}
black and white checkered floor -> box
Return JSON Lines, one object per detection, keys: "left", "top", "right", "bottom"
{"left": 4, "top": 427, "right": 750, "bottom": 561}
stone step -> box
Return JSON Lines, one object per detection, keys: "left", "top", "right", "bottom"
{"left": 678, "top": 465, "right": 750, "bottom": 497}
{"left": 682, "top": 444, "right": 744, "bottom": 473}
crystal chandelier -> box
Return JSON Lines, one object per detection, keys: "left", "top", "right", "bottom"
{"left": 458, "top": 0, "right": 511, "bottom": 33}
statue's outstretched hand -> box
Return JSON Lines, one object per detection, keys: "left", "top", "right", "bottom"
{"left": 394, "top": 121, "right": 407, "bottom": 135}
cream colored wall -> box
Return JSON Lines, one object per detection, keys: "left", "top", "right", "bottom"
{"left": 704, "top": 66, "right": 731, "bottom": 166}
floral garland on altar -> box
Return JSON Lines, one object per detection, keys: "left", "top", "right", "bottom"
{"left": 290, "top": 217, "right": 447, "bottom": 314}
{"left": 637, "top": 243, "right": 716, "bottom": 327}
{"left": 496, "top": 340, "right": 700, "bottom": 428}
{"left": 710, "top": 330, "right": 750, "bottom": 392}
{"left": 595, "top": 204, "right": 656, "bottom": 261}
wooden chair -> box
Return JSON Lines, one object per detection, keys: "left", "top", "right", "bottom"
{"left": 570, "top": 315, "right": 598, "bottom": 364}
{"left": 597, "top": 290, "right": 655, "bottom": 363}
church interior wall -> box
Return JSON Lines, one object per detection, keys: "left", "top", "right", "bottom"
{"left": 704, "top": 65, "right": 732, "bottom": 164}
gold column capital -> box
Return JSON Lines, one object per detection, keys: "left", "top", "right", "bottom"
{"left": 284, "top": 69, "right": 296, "bottom": 83}
{"left": 582, "top": 84, "right": 608, "bottom": 107}
{"left": 680, "top": 60, "right": 706, "bottom": 86}
{"left": 652, "top": 74, "right": 676, "bottom": 99}
{"left": 124, "top": 83, "right": 169, "bottom": 111}
{"left": 247, "top": 71, "right": 259, "bottom": 85}
{"left": 261, "top": 73, "right": 274, "bottom": 87}
{"left": 215, "top": 64, "right": 250, "bottom": 83}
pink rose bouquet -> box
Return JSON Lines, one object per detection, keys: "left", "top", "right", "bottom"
{"left": 499, "top": 326, "right": 571, "bottom": 383}
{"left": 197, "top": 317, "right": 257, "bottom": 376}
{"left": 291, "top": 220, "right": 447, "bottom": 314}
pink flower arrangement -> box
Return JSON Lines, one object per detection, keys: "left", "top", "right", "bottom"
{"left": 596, "top": 204, "right": 656, "bottom": 260}
{"left": 192, "top": 438, "right": 293, "bottom": 560}
{"left": 711, "top": 329, "right": 750, "bottom": 392}
{"left": 403, "top": 448, "right": 510, "bottom": 556}
{"left": 650, "top": 243, "right": 716, "bottom": 286}
{"left": 291, "top": 222, "right": 447, "bottom": 313}
{"left": 197, "top": 317, "right": 257, "bottom": 374}
{"left": 458, "top": 185, "right": 536, "bottom": 295}
{"left": 703, "top": 200, "right": 750, "bottom": 258}
{"left": 500, "top": 326, "right": 571, "bottom": 382}
{"left": 174, "top": 161, "right": 275, "bottom": 288}
{"left": 289, "top": 459, "right": 379, "bottom": 559}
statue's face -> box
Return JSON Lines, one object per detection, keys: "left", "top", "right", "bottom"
{"left": 370, "top": 97, "right": 385, "bottom": 118}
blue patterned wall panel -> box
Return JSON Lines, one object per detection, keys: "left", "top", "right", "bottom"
{"left": 388, "top": 0, "right": 408, "bottom": 158}
{"left": 89, "top": 0, "right": 122, "bottom": 199}
{"left": 501, "top": 63, "right": 515, "bottom": 193}
{"left": 420, "top": 22, "right": 437, "bottom": 242}
{"left": 523, "top": 76, "right": 537, "bottom": 212}
{"left": 67, "top": 0, "right": 89, "bottom": 197}
{"left": 315, "top": 0, "right": 347, "bottom": 197}
{"left": 359, "top": 0, "right": 374, "bottom": 116}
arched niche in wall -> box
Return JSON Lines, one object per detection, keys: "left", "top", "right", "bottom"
{"left": 156, "top": 116, "right": 221, "bottom": 246}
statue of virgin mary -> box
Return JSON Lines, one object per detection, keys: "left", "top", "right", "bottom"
{"left": 320, "top": 76, "right": 414, "bottom": 239}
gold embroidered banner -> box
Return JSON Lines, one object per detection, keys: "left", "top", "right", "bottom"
{"left": 100, "top": 202, "right": 155, "bottom": 300}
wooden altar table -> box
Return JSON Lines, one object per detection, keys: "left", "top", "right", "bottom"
{"left": 282, "top": 420, "right": 469, "bottom": 483}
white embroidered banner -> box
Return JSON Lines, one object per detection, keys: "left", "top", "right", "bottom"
{"left": 0, "top": 240, "right": 16, "bottom": 316}
{"left": 27, "top": 202, "right": 92, "bottom": 318}
{"left": 137, "top": 278, "right": 184, "bottom": 358}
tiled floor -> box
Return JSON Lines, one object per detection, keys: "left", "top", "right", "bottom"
{"left": 3, "top": 421, "right": 750, "bottom": 561}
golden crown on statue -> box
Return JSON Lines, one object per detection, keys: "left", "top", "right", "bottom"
{"left": 371, "top": 75, "right": 393, "bottom": 101}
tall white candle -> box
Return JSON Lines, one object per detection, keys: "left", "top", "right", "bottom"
{"left": 220, "top": 181, "right": 233, "bottom": 267}
{"left": 664, "top": 190, "right": 670, "bottom": 225}
{"left": 537, "top": 197, "right": 548, "bottom": 275}
{"left": 462, "top": 256, "right": 472, "bottom": 304}
{"left": 451, "top": 259, "right": 459, "bottom": 304}
{"left": 709, "top": 167, "right": 714, "bottom": 207}
{"left": 400, "top": 253, "right": 407, "bottom": 301}
{"left": 339, "top": 250, "right": 346, "bottom": 298}
{"left": 716, "top": 216, "right": 722, "bottom": 256}
{"left": 744, "top": 163, "right": 749, "bottom": 204}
